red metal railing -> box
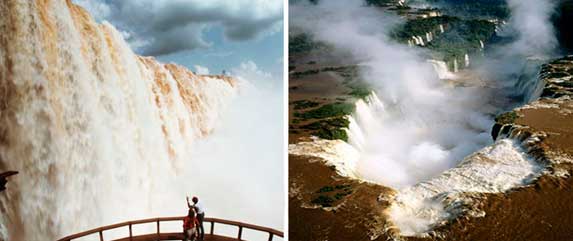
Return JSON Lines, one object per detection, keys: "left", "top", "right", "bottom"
{"left": 56, "top": 216, "right": 283, "bottom": 241}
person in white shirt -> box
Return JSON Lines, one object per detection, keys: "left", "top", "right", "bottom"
{"left": 187, "top": 196, "right": 205, "bottom": 241}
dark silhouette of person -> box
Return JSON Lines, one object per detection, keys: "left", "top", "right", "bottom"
{"left": 0, "top": 171, "right": 18, "bottom": 192}
{"left": 0, "top": 178, "right": 6, "bottom": 192}
{"left": 187, "top": 196, "right": 205, "bottom": 241}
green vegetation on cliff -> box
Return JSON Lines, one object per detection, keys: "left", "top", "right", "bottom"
{"left": 290, "top": 65, "right": 373, "bottom": 141}
{"left": 311, "top": 185, "right": 353, "bottom": 207}
{"left": 428, "top": 19, "right": 496, "bottom": 57}
{"left": 392, "top": 16, "right": 496, "bottom": 69}
{"left": 365, "top": 0, "right": 400, "bottom": 6}
{"left": 424, "top": 0, "right": 509, "bottom": 19}
{"left": 295, "top": 102, "right": 355, "bottom": 120}
{"left": 495, "top": 111, "right": 519, "bottom": 125}
{"left": 322, "top": 65, "right": 372, "bottom": 99}
{"left": 289, "top": 33, "right": 329, "bottom": 54}
{"left": 292, "top": 100, "right": 320, "bottom": 110}
{"left": 300, "top": 117, "right": 351, "bottom": 141}
{"left": 392, "top": 16, "right": 457, "bottom": 40}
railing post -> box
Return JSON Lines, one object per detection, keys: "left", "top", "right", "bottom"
{"left": 99, "top": 230, "right": 104, "bottom": 241}
{"left": 129, "top": 223, "right": 133, "bottom": 241}
{"left": 238, "top": 226, "right": 243, "bottom": 240}
{"left": 268, "top": 232, "right": 274, "bottom": 241}
{"left": 156, "top": 220, "right": 160, "bottom": 240}
{"left": 210, "top": 221, "right": 214, "bottom": 235}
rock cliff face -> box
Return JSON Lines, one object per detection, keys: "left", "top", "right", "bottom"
{"left": 0, "top": 0, "right": 237, "bottom": 240}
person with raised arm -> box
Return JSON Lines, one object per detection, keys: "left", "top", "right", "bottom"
{"left": 187, "top": 196, "right": 206, "bottom": 241}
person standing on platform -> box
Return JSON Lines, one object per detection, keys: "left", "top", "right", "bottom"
{"left": 187, "top": 196, "right": 206, "bottom": 241}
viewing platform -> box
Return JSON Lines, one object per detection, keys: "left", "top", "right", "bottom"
{"left": 57, "top": 217, "right": 283, "bottom": 241}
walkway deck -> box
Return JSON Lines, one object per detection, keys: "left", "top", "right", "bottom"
{"left": 113, "top": 233, "right": 237, "bottom": 241}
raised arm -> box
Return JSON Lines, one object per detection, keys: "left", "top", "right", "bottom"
{"left": 186, "top": 196, "right": 192, "bottom": 209}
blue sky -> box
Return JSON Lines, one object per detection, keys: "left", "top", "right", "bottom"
{"left": 74, "top": 0, "right": 284, "bottom": 78}
{"left": 157, "top": 26, "right": 284, "bottom": 77}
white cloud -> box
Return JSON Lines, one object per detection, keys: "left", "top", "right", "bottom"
{"left": 194, "top": 65, "right": 210, "bottom": 75}
{"left": 73, "top": 0, "right": 283, "bottom": 56}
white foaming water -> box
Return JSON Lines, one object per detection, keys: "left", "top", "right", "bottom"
{"left": 348, "top": 91, "right": 494, "bottom": 188}
{"left": 387, "top": 138, "right": 543, "bottom": 236}
{"left": 0, "top": 1, "right": 282, "bottom": 240}
{"left": 465, "top": 54, "right": 470, "bottom": 67}
{"left": 288, "top": 137, "right": 361, "bottom": 179}
{"left": 427, "top": 60, "right": 456, "bottom": 79}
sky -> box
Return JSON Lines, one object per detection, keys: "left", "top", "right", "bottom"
{"left": 74, "top": 0, "right": 284, "bottom": 78}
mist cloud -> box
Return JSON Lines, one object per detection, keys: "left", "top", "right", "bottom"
{"left": 506, "top": 0, "right": 558, "bottom": 56}
{"left": 474, "top": 0, "right": 558, "bottom": 104}
{"left": 184, "top": 61, "right": 284, "bottom": 230}
{"left": 120, "top": 61, "right": 284, "bottom": 235}
{"left": 194, "top": 65, "right": 210, "bottom": 75}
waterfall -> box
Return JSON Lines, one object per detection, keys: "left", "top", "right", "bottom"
{"left": 425, "top": 32, "right": 432, "bottom": 42}
{"left": 417, "top": 36, "right": 425, "bottom": 46}
{"left": 0, "top": 1, "right": 238, "bottom": 240}
{"left": 465, "top": 54, "right": 470, "bottom": 67}
{"left": 348, "top": 116, "right": 366, "bottom": 151}
{"left": 412, "top": 36, "right": 419, "bottom": 45}
{"left": 439, "top": 24, "right": 445, "bottom": 33}
{"left": 288, "top": 138, "right": 361, "bottom": 179}
{"left": 427, "top": 60, "right": 456, "bottom": 79}
{"left": 348, "top": 94, "right": 385, "bottom": 152}
{"left": 346, "top": 80, "right": 543, "bottom": 238}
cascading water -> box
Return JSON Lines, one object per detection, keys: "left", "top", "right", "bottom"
{"left": 465, "top": 54, "right": 470, "bottom": 67}
{"left": 0, "top": 1, "right": 283, "bottom": 240}
{"left": 427, "top": 60, "right": 456, "bottom": 79}
{"left": 349, "top": 85, "right": 495, "bottom": 188}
